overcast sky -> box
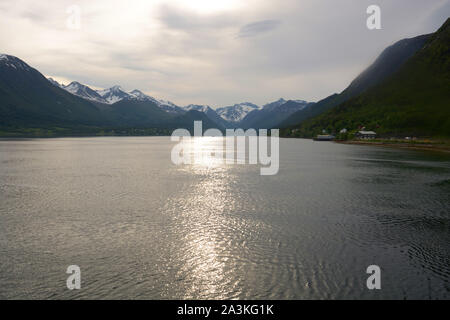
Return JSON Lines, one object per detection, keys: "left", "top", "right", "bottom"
{"left": 0, "top": 0, "right": 448, "bottom": 107}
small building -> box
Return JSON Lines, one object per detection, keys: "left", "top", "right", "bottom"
{"left": 340, "top": 128, "right": 348, "bottom": 134}
{"left": 355, "top": 131, "right": 377, "bottom": 139}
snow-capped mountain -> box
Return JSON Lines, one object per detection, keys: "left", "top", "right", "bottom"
{"left": 128, "top": 90, "right": 184, "bottom": 114}
{"left": 129, "top": 89, "right": 154, "bottom": 102}
{"left": 64, "top": 81, "right": 106, "bottom": 103}
{"left": 98, "top": 85, "right": 130, "bottom": 104}
{"left": 262, "top": 98, "right": 309, "bottom": 112}
{"left": 44, "top": 74, "right": 309, "bottom": 127}
{"left": 47, "top": 79, "right": 184, "bottom": 113}
{"left": 44, "top": 74, "right": 305, "bottom": 125}
{"left": 216, "top": 102, "right": 261, "bottom": 123}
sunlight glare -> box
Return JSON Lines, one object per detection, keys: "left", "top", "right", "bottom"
{"left": 175, "top": 0, "right": 241, "bottom": 14}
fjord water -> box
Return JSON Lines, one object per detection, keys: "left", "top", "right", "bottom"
{"left": 0, "top": 137, "right": 449, "bottom": 299}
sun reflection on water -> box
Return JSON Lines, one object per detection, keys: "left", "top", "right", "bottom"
{"left": 175, "top": 167, "right": 238, "bottom": 298}
{"left": 167, "top": 136, "right": 246, "bottom": 298}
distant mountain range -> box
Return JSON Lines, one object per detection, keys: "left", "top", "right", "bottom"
{"left": 0, "top": 53, "right": 309, "bottom": 136}
{"left": 0, "top": 55, "right": 218, "bottom": 134}
{"left": 2, "top": 18, "right": 448, "bottom": 138}
{"left": 283, "top": 17, "right": 450, "bottom": 138}
{"left": 51, "top": 80, "right": 186, "bottom": 114}
{"left": 52, "top": 79, "right": 309, "bottom": 130}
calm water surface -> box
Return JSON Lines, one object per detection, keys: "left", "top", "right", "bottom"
{"left": 0, "top": 137, "right": 449, "bottom": 299}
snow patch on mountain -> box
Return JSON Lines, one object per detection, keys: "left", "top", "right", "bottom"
{"left": 158, "top": 99, "right": 178, "bottom": 108}
{"left": 184, "top": 104, "right": 214, "bottom": 113}
{"left": 0, "top": 54, "right": 32, "bottom": 71}
{"left": 262, "top": 98, "right": 309, "bottom": 111}
{"left": 216, "top": 102, "right": 261, "bottom": 122}
{"left": 129, "top": 89, "right": 153, "bottom": 102}
{"left": 48, "top": 79, "right": 184, "bottom": 113}
{"left": 292, "top": 99, "right": 308, "bottom": 105}
{"left": 63, "top": 81, "right": 106, "bottom": 103}
{"left": 126, "top": 90, "right": 183, "bottom": 114}
{"left": 45, "top": 74, "right": 309, "bottom": 122}
{"left": 98, "top": 85, "right": 130, "bottom": 104}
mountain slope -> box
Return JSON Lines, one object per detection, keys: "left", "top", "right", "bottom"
{"left": 76, "top": 95, "right": 224, "bottom": 130}
{"left": 286, "top": 18, "right": 450, "bottom": 138}
{"left": 184, "top": 104, "right": 231, "bottom": 128}
{"left": 0, "top": 54, "right": 106, "bottom": 127}
{"left": 104, "top": 99, "right": 175, "bottom": 127}
{"left": 281, "top": 32, "right": 432, "bottom": 128}
{"left": 170, "top": 110, "right": 226, "bottom": 132}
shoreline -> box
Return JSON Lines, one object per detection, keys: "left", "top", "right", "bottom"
{"left": 335, "top": 140, "right": 450, "bottom": 153}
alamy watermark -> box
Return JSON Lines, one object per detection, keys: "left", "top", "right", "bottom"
{"left": 66, "top": 5, "right": 82, "bottom": 30}
{"left": 66, "top": 265, "right": 81, "bottom": 290}
{"left": 171, "top": 121, "right": 279, "bottom": 176}
{"left": 367, "top": 5, "right": 381, "bottom": 30}
{"left": 366, "top": 265, "right": 381, "bottom": 290}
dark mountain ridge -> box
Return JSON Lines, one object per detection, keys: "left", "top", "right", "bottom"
{"left": 0, "top": 54, "right": 107, "bottom": 128}
{"left": 284, "top": 18, "right": 450, "bottom": 138}
{"left": 280, "top": 33, "right": 432, "bottom": 128}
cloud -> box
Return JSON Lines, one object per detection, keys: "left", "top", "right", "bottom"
{"left": 238, "top": 20, "right": 281, "bottom": 37}
{"left": 0, "top": 0, "right": 447, "bottom": 107}
{"left": 157, "top": 4, "right": 238, "bottom": 31}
